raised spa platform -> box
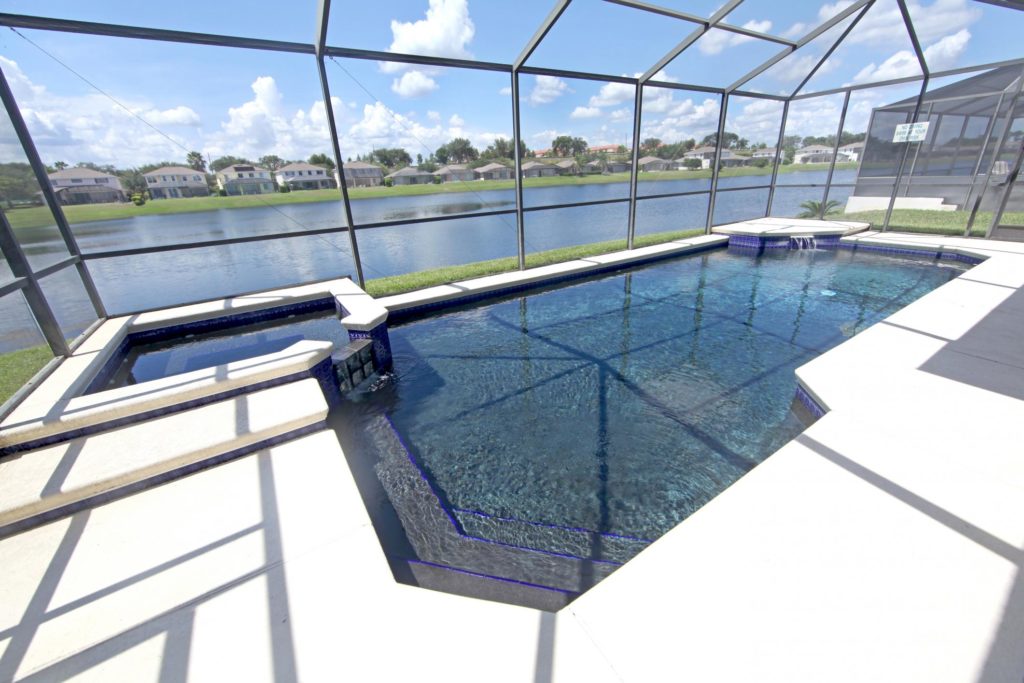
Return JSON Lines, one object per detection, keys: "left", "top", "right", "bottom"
{"left": 712, "top": 216, "right": 869, "bottom": 250}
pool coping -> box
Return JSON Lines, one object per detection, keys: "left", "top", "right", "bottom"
{"left": 0, "top": 277, "right": 388, "bottom": 451}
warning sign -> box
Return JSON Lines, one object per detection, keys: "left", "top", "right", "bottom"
{"left": 893, "top": 122, "right": 930, "bottom": 143}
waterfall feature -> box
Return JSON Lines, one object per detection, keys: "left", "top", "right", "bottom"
{"left": 790, "top": 235, "right": 817, "bottom": 250}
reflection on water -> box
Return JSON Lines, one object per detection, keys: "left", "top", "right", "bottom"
{"left": 9, "top": 169, "right": 856, "bottom": 316}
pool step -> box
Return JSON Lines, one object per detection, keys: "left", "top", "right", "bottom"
{"left": 0, "top": 378, "right": 328, "bottom": 537}
{"left": 401, "top": 558, "right": 579, "bottom": 612}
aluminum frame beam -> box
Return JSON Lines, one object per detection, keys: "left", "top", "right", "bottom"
{"left": 511, "top": 71, "right": 527, "bottom": 269}
{"left": 605, "top": 0, "right": 795, "bottom": 47}
{"left": 515, "top": 0, "right": 571, "bottom": 70}
{"left": 821, "top": 90, "right": 852, "bottom": 217}
{"left": 882, "top": 77, "right": 930, "bottom": 231}
{"left": 641, "top": 0, "right": 745, "bottom": 83}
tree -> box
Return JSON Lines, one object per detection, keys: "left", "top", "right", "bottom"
{"left": 54, "top": 161, "right": 68, "bottom": 171}
{"left": 682, "top": 158, "right": 702, "bottom": 170}
{"left": 551, "top": 135, "right": 588, "bottom": 157}
{"left": 258, "top": 155, "right": 285, "bottom": 172}
{"left": 210, "top": 155, "right": 254, "bottom": 171}
{"left": 0, "top": 162, "right": 41, "bottom": 206}
{"left": 700, "top": 131, "right": 740, "bottom": 149}
{"left": 482, "top": 137, "right": 531, "bottom": 160}
{"left": 120, "top": 169, "right": 149, "bottom": 194}
{"left": 186, "top": 151, "right": 206, "bottom": 172}
{"left": 435, "top": 138, "right": 479, "bottom": 164}
{"left": 308, "top": 153, "right": 336, "bottom": 172}
{"left": 367, "top": 148, "right": 411, "bottom": 169}
{"left": 641, "top": 137, "right": 662, "bottom": 155}
{"left": 797, "top": 199, "right": 842, "bottom": 218}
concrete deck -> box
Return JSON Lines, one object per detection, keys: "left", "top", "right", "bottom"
{"left": 1, "top": 230, "right": 1022, "bottom": 681}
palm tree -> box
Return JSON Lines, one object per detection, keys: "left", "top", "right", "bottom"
{"left": 797, "top": 199, "right": 842, "bottom": 218}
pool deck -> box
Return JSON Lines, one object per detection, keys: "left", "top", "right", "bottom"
{"left": 1, "top": 229, "right": 1023, "bottom": 681}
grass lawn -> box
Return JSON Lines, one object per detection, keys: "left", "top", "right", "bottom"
{"left": 4, "top": 163, "right": 851, "bottom": 230}
{"left": 842, "top": 208, "right": 1024, "bottom": 236}
{"left": 0, "top": 345, "right": 51, "bottom": 405}
{"left": 364, "top": 228, "right": 705, "bottom": 298}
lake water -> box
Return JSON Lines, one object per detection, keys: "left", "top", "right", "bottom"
{"left": 2, "top": 169, "right": 855, "bottom": 351}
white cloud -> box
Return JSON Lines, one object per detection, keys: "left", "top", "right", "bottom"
{"left": 589, "top": 81, "right": 634, "bottom": 107}
{"left": 640, "top": 96, "right": 720, "bottom": 143}
{"left": 610, "top": 108, "right": 632, "bottom": 122}
{"left": 0, "top": 55, "right": 204, "bottom": 167}
{"left": 529, "top": 75, "right": 569, "bottom": 105}
{"left": 727, "top": 98, "right": 786, "bottom": 145}
{"left": 923, "top": 28, "right": 971, "bottom": 70}
{"left": 448, "top": 113, "right": 465, "bottom": 127}
{"left": 848, "top": 28, "right": 968, "bottom": 85}
{"left": 699, "top": 20, "right": 773, "bottom": 55}
{"left": 427, "top": 110, "right": 441, "bottom": 121}
{"left": 345, "top": 101, "right": 445, "bottom": 157}
{"left": 840, "top": 0, "right": 979, "bottom": 47}
{"left": 498, "top": 86, "right": 512, "bottom": 96}
{"left": 570, "top": 106, "right": 602, "bottom": 119}
{"left": 390, "top": 70, "right": 439, "bottom": 98}
{"left": 382, "top": 0, "right": 475, "bottom": 72}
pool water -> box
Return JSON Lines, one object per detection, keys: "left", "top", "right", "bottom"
{"left": 336, "top": 247, "right": 968, "bottom": 607}
{"left": 95, "top": 308, "right": 348, "bottom": 391}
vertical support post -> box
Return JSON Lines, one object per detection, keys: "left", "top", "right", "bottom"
{"left": 511, "top": 70, "right": 527, "bottom": 270}
{"left": 904, "top": 103, "right": 934, "bottom": 185}
{"left": 962, "top": 90, "right": 1005, "bottom": 230}
{"left": 820, "top": 89, "right": 851, "bottom": 218}
{"left": 985, "top": 131, "right": 1024, "bottom": 238}
{"left": 0, "top": 211, "right": 70, "bottom": 357}
{"left": 765, "top": 99, "right": 789, "bottom": 216}
{"left": 316, "top": 0, "right": 365, "bottom": 288}
{"left": 626, "top": 82, "right": 643, "bottom": 249}
{"left": 965, "top": 65, "right": 1024, "bottom": 237}
{"left": 882, "top": 77, "right": 929, "bottom": 231}
{"left": 0, "top": 62, "right": 106, "bottom": 318}
{"left": 705, "top": 93, "right": 729, "bottom": 231}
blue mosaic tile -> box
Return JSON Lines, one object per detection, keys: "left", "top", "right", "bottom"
{"left": 389, "top": 240, "right": 723, "bottom": 322}
{"left": 838, "top": 242, "right": 986, "bottom": 265}
{"left": 348, "top": 322, "right": 393, "bottom": 371}
{"left": 794, "top": 384, "right": 827, "bottom": 421}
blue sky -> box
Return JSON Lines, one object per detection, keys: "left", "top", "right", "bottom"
{"left": 0, "top": 0, "right": 1018, "bottom": 168}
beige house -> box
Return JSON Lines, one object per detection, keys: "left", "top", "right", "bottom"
{"left": 215, "top": 164, "right": 275, "bottom": 195}
{"left": 474, "top": 162, "right": 513, "bottom": 180}
{"left": 638, "top": 156, "right": 670, "bottom": 172}
{"left": 554, "top": 159, "right": 579, "bottom": 175}
{"left": 276, "top": 162, "right": 336, "bottom": 191}
{"left": 435, "top": 164, "right": 475, "bottom": 183}
{"left": 386, "top": 167, "right": 434, "bottom": 186}
{"left": 48, "top": 167, "right": 126, "bottom": 205}
{"left": 144, "top": 166, "right": 210, "bottom": 199}
{"left": 521, "top": 161, "right": 559, "bottom": 178}
{"left": 342, "top": 161, "right": 385, "bottom": 187}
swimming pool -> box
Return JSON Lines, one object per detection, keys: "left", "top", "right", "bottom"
{"left": 335, "top": 246, "right": 968, "bottom": 609}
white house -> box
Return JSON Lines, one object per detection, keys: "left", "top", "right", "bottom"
{"left": 275, "top": 162, "right": 336, "bottom": 191}
{"left": 215, "top": 164, "right": 275, "bottom": 195}
{"left": 752, "top": 147, "right": 781, "bottom": 161}
{"left": 144, "top": 166, "right": 209, "bottom": 199}
{"left": 793, "top": 145, "right": 836, "bottom": 164}
{"left": 48, "top": 167, "right": 126, "bottom": 205}
{"left": 682, "top": 145, "right": 718, "bottom": 169}
{"left": 341, "top": 161, "right": 385, "bottom": 187}
{"left": 838, "top": 142, "right": 864, "bottom": 162}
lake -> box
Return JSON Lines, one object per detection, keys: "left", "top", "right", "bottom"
{"left": 2, "top": 169, "right": 855, "bottom": 351}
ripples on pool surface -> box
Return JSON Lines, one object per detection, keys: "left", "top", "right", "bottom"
{"left": 338, "top": 247, "right": 967, "bottom": 605}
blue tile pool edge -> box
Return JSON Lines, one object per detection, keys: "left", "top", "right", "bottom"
{"left": 386, "top": 240, "right": 725, "bottom": 323}
{"left": 382, "top": 414, "right": 628, "bottom": 567}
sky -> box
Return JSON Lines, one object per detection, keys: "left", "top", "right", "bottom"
{"left": 0, "top": 0, "right": 1019, "bottom": 169}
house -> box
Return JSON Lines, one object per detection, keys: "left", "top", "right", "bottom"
{"left": 682, "top": 145, "right": 718, "bottom": 169}
{"left": 752, "top": 147, "right": 781, "bottom": 161}
{"left": 793, "top": 144, "right": 836, "bottom": 163}
{"left": 532, "top": 148, "right": 552, "bottom": 158}
{"left": 587, "top": 144, "right": 619, "bottom": 154}
{"left": 583, "top": 160, "right": 604, "bottom": 174}
{"left": 215, "top": 164, "right": 276, "bottom": 195}
{"left": 386, "top": 167, "right": 434, "bottom": 186}
{"left": 342, "top": 161, "right": 384, "bottom": 187}
{"left": 48, "top": 167, "right": 126, "bottom": 205}
{"left": 275, "top": 162, "right": 337, "bottom": 191}
{"left": 521, "top": 161, "right": 559, "bottom": 178}
{"left": 144, "top": 166, "right": 209, "bottom": 199}
{"left": 638, "top": 156, "right": 670, "bottom": 172}
{"left": 435, "top": 164, "right": 475, "bottom": 183}
{"left": 474, "top": 162, "right": 513, "bottom": 180}
{"left": 838, "top": 142, "right": 864, "bottom": 162}
{"left": 605, "top": 160, "right": 632, "bottom": 173}
{"left": 554, "top": 159, "right": 579, "bottom": 175}
{"left": 718, "top": 150, "right": 748, "bottom": 168}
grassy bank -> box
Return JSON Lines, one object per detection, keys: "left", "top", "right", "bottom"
{"left": 364, "top": 228, "right": 705, "bottom": 298}
{"left": 842, "top": 208, "right": 1024, "bottom": 236}
{"left": 4, "top": 162, "right": 853, "bottom": 230}
{"left": 0, "top": 345, "right": 51, "bottom": 405}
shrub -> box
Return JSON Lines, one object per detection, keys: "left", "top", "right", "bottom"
{"left": 683, "top": 158, "right": 702, "bottom": 170}
{"left": 751, "top": 158, "right": 770, "bottom": 168}
{"left": 130, "top": 192, "right": 146, "bottom": 206}
{"left": 384, "top": 177, "right": 394, "bottom": 187}
{"left": 278, "top": 184, "right": 291, "bottom": 193}
{"left": 218, "top": 189, "right": 227, "bottom": 196}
